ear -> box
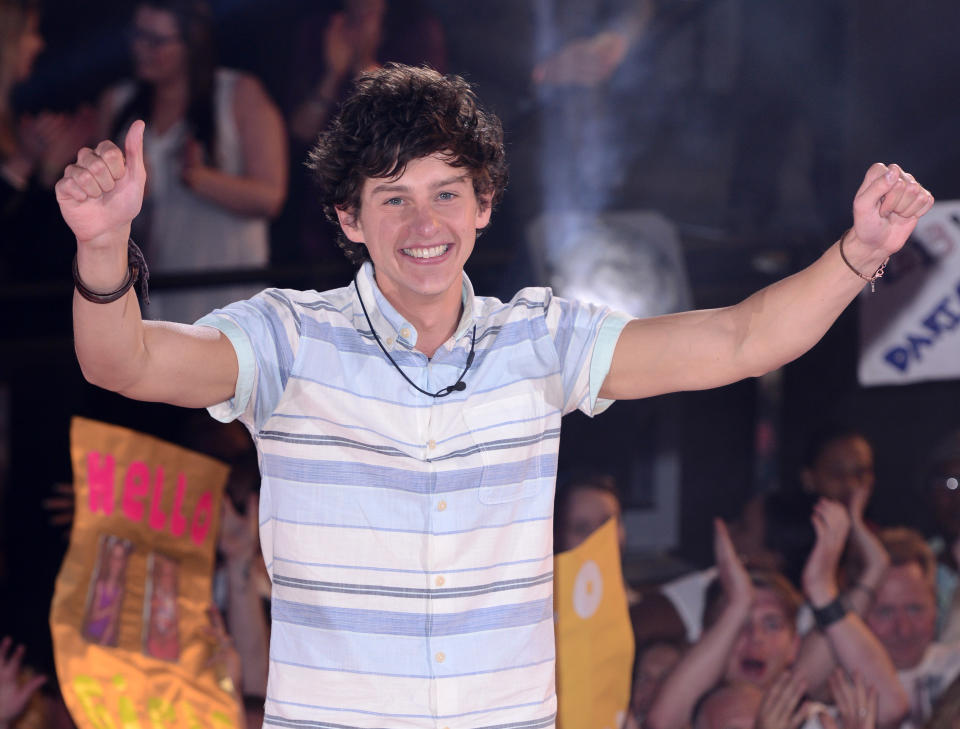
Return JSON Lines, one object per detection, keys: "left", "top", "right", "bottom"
{"left": 475, "top": 193, "right": 493, "bottom": 230}
{"left": 336, "top": 206, "right": 365, "bottom": 243}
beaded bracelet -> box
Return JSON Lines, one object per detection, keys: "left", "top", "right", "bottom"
{"left": 73, "top": 238, "right": 150, "bottom": 305}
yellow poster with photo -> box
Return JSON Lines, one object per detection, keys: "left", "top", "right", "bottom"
{"left": 50, "top": 417, "right": 240, "bottom": 729}
{"left": 554, "top": 518, "right": 634, "bottom": 729}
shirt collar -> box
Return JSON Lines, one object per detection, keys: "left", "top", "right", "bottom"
{"left": 354, "top": 262, "right": 477, "bottom": 353}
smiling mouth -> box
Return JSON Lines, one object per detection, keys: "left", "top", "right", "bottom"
{"left": 401, "top": 244, "right": 451, "bottom": 260}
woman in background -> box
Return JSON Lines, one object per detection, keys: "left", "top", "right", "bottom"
{"left": 101, "top": 0, "right": 287, "bottom": 324}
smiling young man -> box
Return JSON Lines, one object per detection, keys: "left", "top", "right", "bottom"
{"left": 59, "top": 64, "right": 931, "bottom": 728}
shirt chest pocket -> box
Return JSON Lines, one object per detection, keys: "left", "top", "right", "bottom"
{"left": 462, "top": 394, "right": 550, "bottom": 504}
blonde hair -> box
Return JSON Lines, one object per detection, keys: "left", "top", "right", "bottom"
{"left": 878, "top": 527, "right": 936, "bottom": 587}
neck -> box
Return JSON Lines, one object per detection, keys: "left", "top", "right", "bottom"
{"left": 373, "top": 273, "right": 463, "bottom": 358}
{"left": 153, "top": 75, "right": 189, "bottom": 105}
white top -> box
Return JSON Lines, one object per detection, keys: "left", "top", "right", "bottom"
{"left": 897, "top": 641, "right": 960, "bottom": 728}
{"left": 111, "top": 68, "right": 268, "bottom": 324}
{"left": 660, "top": 566, "right": 717, "bottom": 642}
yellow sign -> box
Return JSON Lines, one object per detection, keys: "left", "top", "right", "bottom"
{"left": 554, "top": 517, "right": 635, "bottom": 729}
{"left": 50, "top": 417, "right": 240, "bottom": 728}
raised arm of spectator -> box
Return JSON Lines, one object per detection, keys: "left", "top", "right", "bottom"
{"left": 600, "top": 165, "right": 933, "bottom": 401}
{"left": 180, "top": 75, "right": 288, "bottom": 218}
{"left": 646, "top": 520, "right": 752, "bottom": 729}
{"left": 0, "top": 637, "right": 47, "bottom": 729}
{"left": 792, "top": 500, "right": 908, "bottom": 727}
{"left": 845, "top": 486, "right": 890, "bottom": 614}
{"left": 58, "top": 121, "right": 240, "bottom": 406}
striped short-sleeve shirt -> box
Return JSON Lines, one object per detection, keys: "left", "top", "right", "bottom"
{"left": 197, "top": 262, "right": 630, "bottom": 729}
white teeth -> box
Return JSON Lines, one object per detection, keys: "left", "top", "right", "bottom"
{"left": 402, "top": 244, "right": 449, "bottom": 259}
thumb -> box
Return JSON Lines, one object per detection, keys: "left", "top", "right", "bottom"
{"left": 124, "top": 119, "right": 147, "bottom": 183}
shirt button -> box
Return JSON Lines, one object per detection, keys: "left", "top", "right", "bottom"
{"left": 435, "top": 652, "right": 445, "bottom": 663}
{"left": 400, "top": 327, "right": 411, "bottom": 339}
{"left": 435, "top": 576, "right": 445, "bottom": 587}
{"left": 385, "top": 337, "right": 394, "bottom": 347}
{"left": 437, "top": 500, "right": 447, "bottom": 512}
{"left": 427, "top": 439, "right": 436, "bottom": 450}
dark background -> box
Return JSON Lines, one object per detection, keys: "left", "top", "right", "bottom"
{"left": 2, "top": 0, "right": 959, "bottom": 673}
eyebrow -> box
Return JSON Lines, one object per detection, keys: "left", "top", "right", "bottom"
{"left": 369, "top": 174, "right": 471, "bottom": 195}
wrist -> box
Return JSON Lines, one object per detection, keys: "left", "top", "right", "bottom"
{"left": 805, "top": 582, "right": 839, "bottom": 608}
{"left": 75, "top": 235, "right": 131, "bottom": 290}
{"left": 837, "top": 229, "right": 890, "bottom": 290}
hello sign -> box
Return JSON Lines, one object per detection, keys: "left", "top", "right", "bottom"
{"left": 50, "top": 417, "right": 240, "bottom": 729}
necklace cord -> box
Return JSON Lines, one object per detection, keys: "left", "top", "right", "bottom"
{"left": 353, "top": 274, "right": 476, "bottom": 398}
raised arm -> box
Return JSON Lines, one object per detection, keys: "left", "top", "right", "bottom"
{"left": 600, "top": 164, "right": 934, "bottom": 400}
{"left": 58, "top": 120, "right": 239, "bottom": 407}
{"left": 792, "top": 500, "right": 908, "bottom": 727}
{"left": 646, "top": 520, "right": 752, "bottom": 729}
{"left": 181, "top": 75, "right": 288, "bottom": 218}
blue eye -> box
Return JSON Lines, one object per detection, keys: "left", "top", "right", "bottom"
{"left": 437, "top": 191, "right": 456, "bottom": 201}
{"left": 385, "top": 197, "right": 403, "bottom": 206}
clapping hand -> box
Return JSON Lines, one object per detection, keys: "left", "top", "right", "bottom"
{"left": 0, "top": 637, "right": 46, "bottom": 728}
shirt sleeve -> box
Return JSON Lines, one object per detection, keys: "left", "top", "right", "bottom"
{"left": 545, "top": 290, "right": 632, "bottom": 416}
{"left": 193, "top": 288, "right": 301, "bottom": 432}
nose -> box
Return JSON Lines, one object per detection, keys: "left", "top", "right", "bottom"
{"left": 894, "top": 612, "right": 914, "bottom": 638}
{"left": 411, "top": 204, "right": 440, "bottom": 236}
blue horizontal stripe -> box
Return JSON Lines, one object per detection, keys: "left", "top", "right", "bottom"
{"left": 272, "top": 597, "right": 552, "bottom": 637}
{"left": 270, "top": 608, "right": 554, "bottom": 673}
{"left": 261, "top": 454, "right": 557, "bottom": 493}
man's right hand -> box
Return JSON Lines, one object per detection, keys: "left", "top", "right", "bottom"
{"left": 55, "top": 120, "right": 146, "bottom": 247}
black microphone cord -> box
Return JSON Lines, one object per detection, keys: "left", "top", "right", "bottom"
{"left": 354, "top": 274, "right": 476, "bottom": 398}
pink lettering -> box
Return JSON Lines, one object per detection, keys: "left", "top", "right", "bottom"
{"left": 148, "top": 466, "right": 167, "bottom": 531}
{"left": 121, "top": 461, "right": 150, "bottom": 522}
{"left": 170, "top": 474, "right": 188, "bottom": 537}
{"left": 191, "top": 491, "right": 214, "bottom": 546}
{"left": 87, "top": 452, "right": 116, "bottom": 515}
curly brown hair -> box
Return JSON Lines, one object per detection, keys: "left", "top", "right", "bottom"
{"left": 307, "top": 63, "right": 508, "bottom": 264}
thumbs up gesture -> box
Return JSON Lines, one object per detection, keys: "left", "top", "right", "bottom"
{"left": 55, "top": 120, "right": 147, "bottom": 246}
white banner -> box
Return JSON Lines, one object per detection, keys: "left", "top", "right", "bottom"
{"left": 859, "top": 201, "right": 960, "bottom": 386}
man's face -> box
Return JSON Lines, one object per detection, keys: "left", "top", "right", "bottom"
{"left": 802, "top": 435, "right": 875, "bottom": 507}
{"left": 559, "top": 487, "right": 623, "bottom": 553}
{"left": 337, "top": 154, "right": 491, "bottom": 315}
{"left": 865, "top": 563, "right": 937, "bottom": 670}
{"left": 724, "top": 589, "right": 798, "bottom": 688}
{"left": 631, "top": 643, "right": 681, "bottom": 719}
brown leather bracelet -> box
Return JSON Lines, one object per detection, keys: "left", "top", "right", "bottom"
{"left": 838, "top": 229, "right": 888, "bottom": 293}
{"left": 73, "top": 239, "right": 150, "bottom": 305}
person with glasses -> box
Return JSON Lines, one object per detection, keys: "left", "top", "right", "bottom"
{"left": 99, "top": 0, "right": 287, "bottom": 325}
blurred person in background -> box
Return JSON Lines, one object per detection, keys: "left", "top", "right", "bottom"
{"left": 274, "top": 0, "right": 445, "bottom": 266}
{"left": 920, "top": 430, "right": 960, "bottom": 642}
{"left": 647, "top": 502, "right": 907, "bottom": 729}
{"left": 0, "top": 0, "right": 94, "bottom": 282}
{"left": 865, "top": 527, "right": 960, "bottom": 729}
{"left": 100, "top": 0, "right": 287, "bottom": 324}
{"left": 630, "top": 638, "right": 684, "bottom": 727}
